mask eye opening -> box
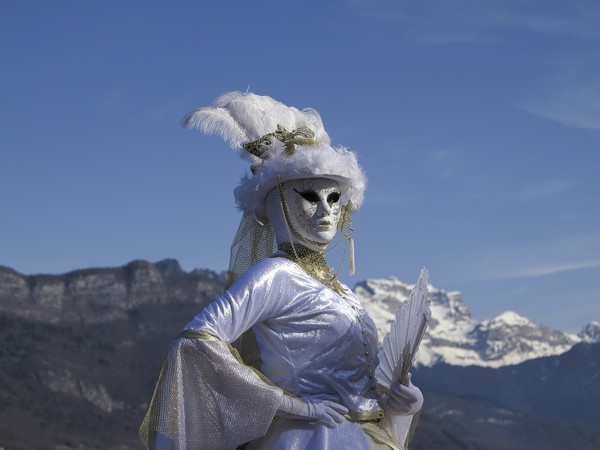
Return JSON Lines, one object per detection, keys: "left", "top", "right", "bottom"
{"left": 293, "top": 188, "right": 321, "bottom": 203}
{"left": 327, "top": 192, "right": 341, "bottom": 205}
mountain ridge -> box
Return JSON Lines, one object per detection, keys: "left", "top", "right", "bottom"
{"left": 2, "top": 259, "right": 597, "bottom": 368}
{"left": 0, "top": 259, "right": 224, "bottom": 324}
{"left": 355, "top": 275, "right": 597, "bottom": 368}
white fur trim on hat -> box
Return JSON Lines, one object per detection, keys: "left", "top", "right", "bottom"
{"left": 234, "top": 143, "right": 366, "bottom": 221}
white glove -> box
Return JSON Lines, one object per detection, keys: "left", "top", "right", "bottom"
{"left": 277, "top": 395, "right": 348, "bottom": 428}
{"left": 381, "top": 374, "right": 423, "bottom": 416}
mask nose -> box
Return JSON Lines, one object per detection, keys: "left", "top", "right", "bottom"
{"left": 317, "top": 198, "right": 332, "bottom": 217}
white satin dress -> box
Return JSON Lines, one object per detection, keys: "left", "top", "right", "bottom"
{"left": 141, "top": 255, "right": 401, "bottom": 449}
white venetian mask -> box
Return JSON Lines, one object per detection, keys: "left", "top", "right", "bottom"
{"left": 266, "top": 177, "right": 342, "bottom": 249}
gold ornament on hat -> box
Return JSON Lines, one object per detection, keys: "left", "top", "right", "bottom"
{"left": 243, "top": 124, "right": 316, "bottom": 159}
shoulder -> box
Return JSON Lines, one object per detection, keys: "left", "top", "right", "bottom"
{"left": 229, "top": 256, "right": 303, "bottom": 289}
{"left": 253, "top": 255, "right": 296, "bottom": 272}
{"left": 248, "top": 256, "right": 298, "bottom": 277}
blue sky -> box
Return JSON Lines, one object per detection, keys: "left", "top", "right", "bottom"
{"left": 1, "top": 0, "right": 599, "bottom": 332}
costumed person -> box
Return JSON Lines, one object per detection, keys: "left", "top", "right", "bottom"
{"left": 139, "top": 92, "right": 424, "bottom": 449}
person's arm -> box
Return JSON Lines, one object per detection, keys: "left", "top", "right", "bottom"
{"left": 184, "top": 259, "right": 286, "bottom": 342}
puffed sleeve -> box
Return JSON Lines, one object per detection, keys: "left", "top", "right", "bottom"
{"left": 183, "top": 258, "right": 290, "bottom": 342}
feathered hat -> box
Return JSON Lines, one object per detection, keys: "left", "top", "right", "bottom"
{"left": 183, "top": 91, "right": 367, "bottom": 223}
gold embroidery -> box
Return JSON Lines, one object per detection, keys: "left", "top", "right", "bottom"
{"left": 243, "top": 124, "right": 316, "bottom": 158}
{"left": 277, "top": 242, "right": 345, "bottom": 294}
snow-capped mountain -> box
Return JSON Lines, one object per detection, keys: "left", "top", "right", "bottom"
{"left": 579, "top": 321, "right": 600, "bottom": 343}
{"left": 354, "top": 276, "right": 592, "bottom": 368}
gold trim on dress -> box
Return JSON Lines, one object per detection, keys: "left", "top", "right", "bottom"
{"left": 345, "top": 409, "right": 385, "bottom": 422}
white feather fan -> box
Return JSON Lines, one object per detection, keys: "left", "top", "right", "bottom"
{"left": 375, "top": 268, "right": 431, "bottom": 388}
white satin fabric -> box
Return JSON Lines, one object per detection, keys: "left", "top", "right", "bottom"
{"left": 184, "top": 255, "right": 383, "bottom": 449}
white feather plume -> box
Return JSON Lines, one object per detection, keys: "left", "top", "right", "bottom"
{"left": 214, "top": 92, "right": 301, "bottom": 141}
{"left": 182, "top": 106, "right": 250, "bottom": 150}
{"left": 376, "top": 268, "right": 431, "bottom": 388}
{"left": 183, "top": 91, "right": 331, "bottom": 150}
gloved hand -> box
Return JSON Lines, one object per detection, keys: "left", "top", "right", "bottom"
{"left": 277, "top": 394, "right": 348, "bottom": 428}
{"left": 381, "top": 374, "right": 423, "bottom": 416}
